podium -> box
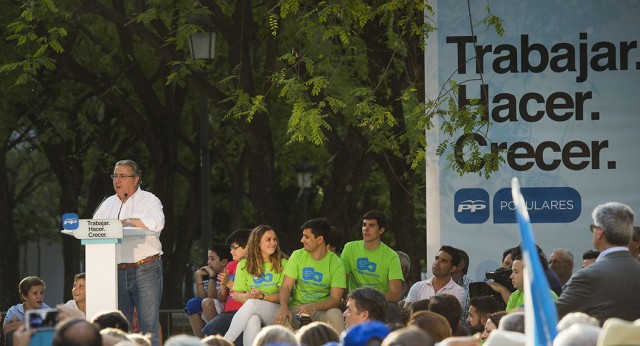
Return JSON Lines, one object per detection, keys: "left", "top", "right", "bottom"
{"left": 61, "top": 215, "right": 152, "bottom": 319}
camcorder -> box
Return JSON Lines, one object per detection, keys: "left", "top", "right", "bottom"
{"left": 469, "top": 268, "right": 516, "bottom": 309}
{"left": 25, "top": 309, "right": 59, "bottom": 330}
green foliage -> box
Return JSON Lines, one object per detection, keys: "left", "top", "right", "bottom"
{"left": 481, "top": 5, "right": 505, "bottom": 36}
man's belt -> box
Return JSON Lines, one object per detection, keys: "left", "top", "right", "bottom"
{"left": 117, "top": 254, "right": 161, "bottom": 270}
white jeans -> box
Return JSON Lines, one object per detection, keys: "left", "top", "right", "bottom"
{"left": 224, "top": 299, "right": 280, "bottom": 345}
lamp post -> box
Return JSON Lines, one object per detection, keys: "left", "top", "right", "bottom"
{"left": 188, "top": 14, "right": 216, "bottom": 254}
{"left": 296, "top": 160, "right": 314, "bottom": 222}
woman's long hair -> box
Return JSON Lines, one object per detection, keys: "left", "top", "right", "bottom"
{"left": 245, "top": 225, "right": 287, "bottom": 277}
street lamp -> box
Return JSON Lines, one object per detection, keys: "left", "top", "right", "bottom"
{"left": 296, "top": 160, "right": 314, "bottom": 222}
{"left": 188, "top": 14, "right": 215, "bottom": 254}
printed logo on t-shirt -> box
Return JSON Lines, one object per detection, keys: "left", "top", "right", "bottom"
{"left": 302, "top": 267, "right": 323, "bottom": 282}
{"left": 357, "top": 258, "right": 377, "bottom": 272}
{"left": 253, "top": 273, "right": 274, "bottom": 284}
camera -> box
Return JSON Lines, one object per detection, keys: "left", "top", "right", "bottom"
{"left": 485, "top": 268, "right": 516, "bottom": 292}
{"left": 468, "top": 268, "right": 516, "bottom": 309}
{"left": 295, "top": 314, "right": 312, "bottom": 327}
{"left": 26, "top": 309, "right": 59, "bottom": 330}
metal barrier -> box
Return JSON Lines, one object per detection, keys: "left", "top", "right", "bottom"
{"left": 159, "top": 309, "right": 193, "bottom": 341}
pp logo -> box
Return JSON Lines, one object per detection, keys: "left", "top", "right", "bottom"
{"left": 62, "top": 213, "right": 80, "bottom": 230}
{"left": 302, "top": 268, "right": 323, "bottom": 282}
{"left": 356, "top": 258, "right": 377, "bottom": 272}
{"left": 454, "top": 189, "right": 490, "bottom": 224}
{"left": 253, "top": 273, "right": 274, "bottom": 284}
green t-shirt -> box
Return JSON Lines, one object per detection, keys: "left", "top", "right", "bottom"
{"left": 340, "top": 240, "right": 404, "bottom": 293}
{"left": 233, "top": 258, "right": 288, "bottom": 295}
{"left": 283, "top": 249, "right": 346, "bottom": 306}
{"left": 506, "top": 289, "right": 558, "bottom": 311}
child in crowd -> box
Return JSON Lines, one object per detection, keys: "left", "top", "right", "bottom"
{"left": 3, "top": 276, "right": 51, "bottom": 335}
{"left": 64, "top": 273, "right": 86, "bottom": 316}
{"left": 201, "top": 229, "right": 251, "bottom": 341}
{"left": 186, "top": 243, "right": 232, "bottom": 336}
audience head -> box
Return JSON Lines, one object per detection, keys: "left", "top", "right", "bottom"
{"left": 396, "top": 251, "right": 411, "bottom": 279}
{"left": 344, "top": 321, "right": 390, "bottom": 346}
{"left": 225, "top": 228, "right": 251, "bottom": 248}
{"left": 246, "top": 225, "right": 287, "bottom": 275}
{"left": 344, "top": 287, "right": 388, "bottom": 328}
{"left": 582, "top": 250, "right": 599, "bottom": 268}
{"left": 498, "top": 312, "right": 525, "bottom": 334}
{"left": 428, "top": 294, "right": 462, "bottom": 333}
{"left": 381, "top": 326, "right": 433, "bottom": 346}
{"left": 597, "top": 317, "right": 640, "bottom": 346}
{"left": 484, "top": 330, "right": 525, "bottom": 346}
{"left": 549, "top": 248, "right": 574, "bottom": 281}
{"left": 591, "top": 202, "right": 635, "bottom": 248}
{"left": 72, "top": 273, "right": 87, "bottom": 305}
{"left": 127, "top": 333, "right": 151, "bottom": 346}
{"left": 480, "top": 311, "right": 507, "bottom": 341}
{"left": 296, "top": 321, "right": 339, "bottom": 346}
{"left": 457, "top": 248, "right": 470, "bottom": 275}
{"left": 408, "top": 310, "right": 452, "bottom": 342}
{"left": 433, "top": 245, "right": 460, "bottom": 279}
{"left": 553, "top": 323, "right": 600, "bottom": 346}
{"left": 301, "top": 218, "right": 331, "bottom": 244}
{"left": 100, "top": 327, "right": 130, "bottom": 346}
{"left": 362, "top": 210, "right": 387, "bottom": 230}
{"left": 438, "top": 336, "right": 481, "bottom": 346}
{"left": 226, "top": 228, "right": 251, "bottom": 261}
{"left": 410, "top": 299, "right": 430, "bottom": 314}
{"left": 18, "top": 276, "right": 46, "bottom": 308}
{"left": 92, "top": 310, "right": 130, "bottom": 332}
{"left": 201, "top": 335, "right": 234, "bottom": 346}
{"left": 53, "top": 318, "right": 102, "bottom": 346}
{"left": 253, "top": 325, "right": 297, "bottom": 346}
{"left": 557, "top": 312, "right": 600, "bottom": 332}
{"left": 164, "top": 334, "right": 202, "bottom": 346}
{"left": 628, "top": 226, "right": 640, "bottom": 259}
{"left": 467, "top": 296, "right": 501, "bottom": 333}
{"left": 502, "top": 248, "right": 516, "bottom": 269}
{"left": 326, "top": 226, "right": 344, "bottom": 254}
{"left": 208, "top": 243, "right": 232, "bottom": 271}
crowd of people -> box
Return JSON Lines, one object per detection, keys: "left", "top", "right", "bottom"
{"left": 4, "top": 159, "right": 640, "bottom": 346}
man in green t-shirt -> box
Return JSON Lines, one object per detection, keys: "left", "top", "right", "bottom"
{"left": 274, "top": 218, "right": 346, "bottom": 333}
{"left": 341, "top": 210, "right": 403, "bottom": 302}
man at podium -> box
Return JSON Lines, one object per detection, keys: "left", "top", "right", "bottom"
{"left": 93, "top": 159, "right": 165, "bottom": 346}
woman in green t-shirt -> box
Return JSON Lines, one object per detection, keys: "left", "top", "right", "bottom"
{"left": 224, "top": 225, "right": 289, "bottom": 345}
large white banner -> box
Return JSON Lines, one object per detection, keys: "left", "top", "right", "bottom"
{"left": 426, "top": 1, "right": 640, "bottom": 280}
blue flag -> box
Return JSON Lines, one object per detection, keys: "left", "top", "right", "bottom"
{"left": 511, "top": 178, "right": 558, "bottom": 346}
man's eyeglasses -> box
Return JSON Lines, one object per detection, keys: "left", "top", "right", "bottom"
{"left": 230, "top": 245, "right": 241, "bottom": 251}
{"left": 111, "top": 174, "right": 136, "bottom": 180}
{"left": 590, "top": 224, "right": 601, "bottom": 233}
{"left": 549, "top": 260, "right": 570, "bottom": 265}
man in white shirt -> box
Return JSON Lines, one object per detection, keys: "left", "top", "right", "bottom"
{"left": 403, "top": 245, "right": 466, "bottom": 309}
{"left": 93, "top": 159, "right": 165, "bottom": 346}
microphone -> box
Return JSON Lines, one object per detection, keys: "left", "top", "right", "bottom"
{"left": 117, "top": 193, "right": 128, "bottom": 219}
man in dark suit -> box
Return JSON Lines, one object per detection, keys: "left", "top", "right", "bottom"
{"left": 556, "top": 202, "right": 640, "bottom": 322}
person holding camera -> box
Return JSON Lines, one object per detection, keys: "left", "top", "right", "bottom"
{"left": 274, "top": 218, "right": 346, "bottom": 334}
{"left": 223, "top": 225, "right": 289, "bottom": 346}
{"left": 487, "top": 247, "right": 557, "bottom": 311}
{"left": 185, "top": 243, "right": 232, "bottom": 337}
